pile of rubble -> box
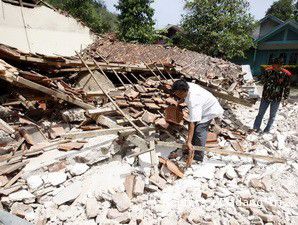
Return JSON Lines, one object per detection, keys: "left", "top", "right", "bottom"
{"left": 0, "top": 102, "right": 297, "bottom": 225}
{"left": 0, "top": 35, "right": 295, "bottom": 225}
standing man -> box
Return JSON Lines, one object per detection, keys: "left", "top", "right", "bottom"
{"left": 253, "top": 58, "right": 292, "bottom": 133}
{"left": 172, "top": 80, "right": 224, "bottom": 162}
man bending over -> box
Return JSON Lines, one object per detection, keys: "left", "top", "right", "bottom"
{"left": 172, "top": 80, "right": 224, "bottom": 162}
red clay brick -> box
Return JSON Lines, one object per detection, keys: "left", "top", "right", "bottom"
{"left": 124, "top": 88, "right": 139, "bottom": 99}
{"left": 155, "top": 118, "right": 169, "bottom": 129}
{"left": 142, "top": 110, "right": 158, "bottom": 124}
{"left": 165, "top": 105, "right": 184, "bottom": 125}
{"left": 144, "top": 102, "right": 161, "bottom": 109}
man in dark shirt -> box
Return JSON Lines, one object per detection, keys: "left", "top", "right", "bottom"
{"left": 253, "top": 58, "right": 292, "bottom": 133}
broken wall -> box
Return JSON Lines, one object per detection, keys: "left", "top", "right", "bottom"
{"left": 0, "top": 1, "right": 95, "bottom": 56}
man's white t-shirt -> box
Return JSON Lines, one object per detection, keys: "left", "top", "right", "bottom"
{"left": 184, "top": 82, "right": 224, "bottom": 123}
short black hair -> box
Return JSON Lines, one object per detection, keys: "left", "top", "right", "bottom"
{"left": 171, "top": 79, "right": 189, "bottom": 92}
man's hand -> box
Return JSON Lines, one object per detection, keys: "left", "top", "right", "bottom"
{"left": 186, "top": 141, "right": 194, "bottom": 167}
{"left": 186, "top": 141, "right": 194, "bottom": 152}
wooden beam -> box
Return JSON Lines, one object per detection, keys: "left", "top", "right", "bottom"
{"left": 62, "top": 126, "right": 153, "bottom": 139}
{"left": 156, "top": 141, "right": 286, "bottom": 163}
{"left": 4, "top": 170, "right": 23, "bottom": 189}
{"left": 0, "top": 119, "right": 15, "bottom": 134}
{"left": 142, "top": 61, "right": 162, "bottom": 81}
{"left": 86, "top": 107, "right": 116, "bottom": 116}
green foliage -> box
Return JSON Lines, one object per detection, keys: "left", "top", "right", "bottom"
{"left": 266, "top": 0, "right": 297, "bottom": 21}
{"left": 294, "top": 1, "right": 298, "bottom": 21}
{"left": 180, "top": 0, "right": 255, "bottom": 60}
{"left": 47, "top": 0, "right": 117, "bottom": 33}
{"left": 115, "top": 0, "right": 156, "bottom": 43}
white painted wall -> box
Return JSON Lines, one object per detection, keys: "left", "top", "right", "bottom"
{"left": 0, "top": 2, "right": 95, "bottom": 56}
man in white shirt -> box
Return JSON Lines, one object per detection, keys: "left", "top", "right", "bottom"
{"left": 172, "top": 80, "right": 224, "bottom": 162}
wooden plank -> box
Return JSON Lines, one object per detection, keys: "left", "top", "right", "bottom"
{"left": 159, "top": 60, "right": 174, "bottom": 81}
{"left": 96, "top": 115, "right": 121, "bottom": 128}
{"left": 207, "top": 89, "right": 255, "bottom": 107}
{"left": 62, "top": 126, "right": 154, "bottom": 139}
{"left": 142, "top": 61, "right": 162, "bottom": 81}
{"left": 227, "top": 82, "right": 238, "bottom": 92}
{"left": 0, "top": 119, "right": 15, "bottom": 134}
{"left": 0, "top": 162, "right": 26, "bottom": 176}
{"left": 156, "top": 141, "right": 286, "bottom": 163}
{"left": 4, "top": 170, "right": 23, "bottom": 189}
{"left": 112, "top": 69, "right": 127, "bottom": 88}
{"left": 86, "top": 107, "right": 116, "bottom": 116}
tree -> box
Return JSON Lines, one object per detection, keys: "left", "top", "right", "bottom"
{"left": 115, "top": 0, "right": 156, "bottom": 43}
{"left": 47, "top": 0, "right": 117, "bottom": 33}
{"left": 180, "top": 0, "right": 255, "bottom": 59}
{"left": 266, "top": 0, "right": 296, "bottom": 21}
{"left": 294, "top": 1, "right": 298, "bottom": 21}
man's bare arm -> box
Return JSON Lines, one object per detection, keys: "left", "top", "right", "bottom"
{"left": 186, "top": 122, "right": 195, "bottom": 151}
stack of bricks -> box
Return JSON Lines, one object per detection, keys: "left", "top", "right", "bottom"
{"left": 113, "top": 79, "right": 189, "bottom": 129}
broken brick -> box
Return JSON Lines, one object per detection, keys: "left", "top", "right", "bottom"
{"left": 165, "top": 105, "right": 184, "bottom": 125}
{"left": 144, "top": 102, "right": 160, "bottom": 110}
{"left": 58, "top": 142, "right": 84, "bottom": 151}
{"left": 134, "top": 85, "right": 147, "bottom": 93}
{"left": 114, "top": 95, "right": 126, "bottom": 100}
{"left": 130, "top": 101, "right": 144, "bottom": 108}
{"left": 124, "top": 88, "right": 139, "bottom": 99}
{"left": 124, "top": 175, "right": 135, "bottom": 199}
{"left": 0, "top": 175, "right": 8, "bottom": 187}
{"left": 116, "top": 100, "right": 129, "bottom": 107}
{"left": 141, "top": 110, "right": 158, "bottom": 124}
{"left": 230, "top": 140, "right": 244, "bottom": 152}
{"left": 155, "top": 118, "right": 169, "bottom": 129}
{"left": 130, "top": 109, "right": 143, "bottom": 119}
{"left": 48, "top": 161, "right": 66, "bottom": 172}
{"left": 159, "top": 157, "right": 184, "bottom": 178}
{"left": 144, "top": 79, "right": 158, "bottom": 87}
{"left": 159, "top": 104, "right": 169, "bottom": 109}
{"left": 49, "top": 124, "right": 66, "bottom": 139}
{"left": 207, "top": 132, "right": 218, "bottom": 143}
{"left": 153, "top": 97, "right": 165, "bottom": 104}
{"left": 20, "top": 126, "right": 49, "bottom": 146}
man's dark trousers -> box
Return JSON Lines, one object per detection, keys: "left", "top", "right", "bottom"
{"left": 253, "top": 98, "right": 280, "bottom": 132}
{"left": 192, "top": 120, "right": 212, "bottom": 162}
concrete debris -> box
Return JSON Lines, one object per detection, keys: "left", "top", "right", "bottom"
{"left": 67, "top": 163, "right": 89, "bottom": 176}
{"left": 86, "top": 197, "right": 99, "bottom": 218}
{"left": 225, "top": 165, "right": 238, "bottom": 179}
{"left": 10, "top": 202, "right": 34, "bottom": 219}
{"left": 26, "top": 175, "right": 43, "bottom": 190}
{"left": 53, "top": 181, "right": 82, "bottom": 205}
{"left": 133, "top": 176, "right": 145, "bottom": 196}
{"left": 0, "top": 175, "right": 9, "bottom": 187}
{"left": 112, "top": 192, "right": 131, "bottom": 212}
{"left": 8, "top": 190, "right": 35, "bottom": 202}
{"left": 42, "top": 172, "right": 67, "bottom": 186}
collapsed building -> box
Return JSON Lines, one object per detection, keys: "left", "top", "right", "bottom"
{"left": 0, "top": 1, "right": 297, "bottom": 225}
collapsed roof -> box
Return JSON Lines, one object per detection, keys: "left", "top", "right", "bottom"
{"left": 86, "top": 35, "right": 243, "bottom": 83}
